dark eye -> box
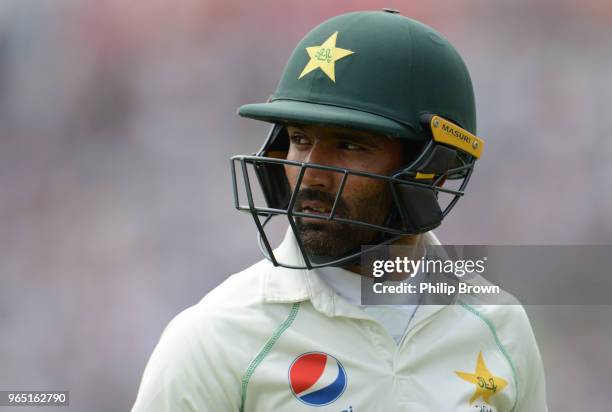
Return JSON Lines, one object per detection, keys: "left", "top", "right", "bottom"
{"left": 338, "top": 141, "right": 364, "bottom": 151}
{"left": 290, "top": 134, "right": 311, "bottom": 146}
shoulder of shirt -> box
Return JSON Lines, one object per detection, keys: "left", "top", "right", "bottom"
{"left": 425, "top": 232, "right": 538, "bottom": 350}
{"left": 163, "top": 258, "right": 287, "bottom": 346}
{"left": 167, "top": 258, "right": 282, "bottom": 334}
{"left": 453, "top": 296, "right": 544, "bottom": 394}
{"left": 132, "top": 261, "right": 276, "bottom": 411}
{"left": 455, "top": 278, "right": 537, "bottom": 347}
{"left": 148, "top": 259, "right": 292, "bottom": 389}
{"left": 429, "top": 232, "right": 544, "bottom": 389}
{"left": 196, "top": 258, "right": 272, "bottom": 309}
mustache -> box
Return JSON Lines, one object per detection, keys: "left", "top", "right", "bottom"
{"left": 293, "top": 188, "right": 349, "bottom": 216}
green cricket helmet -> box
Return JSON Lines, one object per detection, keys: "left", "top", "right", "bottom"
{"left": 231, "top": 9, "right": 485, "bottom": 269}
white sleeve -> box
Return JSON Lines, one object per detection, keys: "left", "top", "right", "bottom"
{"left": 514, "top": 308, "right": 548, "bottom": 412}
{"left": 131, "top": 307, "right": 241, "bottom": 412}
{"left": 516, "top": 336, "right": 548, "bottom": 411}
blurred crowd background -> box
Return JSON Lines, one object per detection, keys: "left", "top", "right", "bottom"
{"left": 1, "top": 0, "right": 611, "bottom": 410}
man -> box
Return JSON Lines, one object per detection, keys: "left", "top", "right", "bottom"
{"left": 133, "top": 10, "right": 548, "bottom": 411}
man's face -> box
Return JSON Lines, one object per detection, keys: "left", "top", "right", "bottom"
{"left": 284, "top": 123, "right": 407, "bottom": 259}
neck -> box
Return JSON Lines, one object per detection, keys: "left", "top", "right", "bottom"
{"left": 342, "top": 234, "right": 424, "bottom": 276}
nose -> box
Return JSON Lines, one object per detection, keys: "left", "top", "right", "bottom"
{"left": 300, "top": 142, "right": 336, "bottom": 191}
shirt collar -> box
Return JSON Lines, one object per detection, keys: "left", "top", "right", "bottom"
{"left": 262, "top": 227, "right": 443, "bottom": 319}
{"left": 262, "top": 228, "right": 338, "bottom": 316}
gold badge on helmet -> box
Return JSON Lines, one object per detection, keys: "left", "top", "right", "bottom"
{"left": 299, "top": 31, "right": 354, "bottom": 82}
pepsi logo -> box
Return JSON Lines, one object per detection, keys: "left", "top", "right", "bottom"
{"left": 288, "top": 352, "right": 347, "bottom": 407}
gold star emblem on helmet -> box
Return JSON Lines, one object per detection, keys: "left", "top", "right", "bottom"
{"left": 455, "top": 351, "right": 509, "bottom": 405}
{"left": 298, "top": 31, "right": 354, "bottom": 82}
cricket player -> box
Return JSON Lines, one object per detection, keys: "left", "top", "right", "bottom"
{"left": 132, "top": 10, "right": 548, "bottom": 412}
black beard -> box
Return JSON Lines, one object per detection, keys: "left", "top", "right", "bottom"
{"left": 293, "top": 188, "right": 389, "bottom": 260}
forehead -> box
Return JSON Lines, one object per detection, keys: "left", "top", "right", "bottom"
{"left": 285, "top": 123, "right": 390, "bottom": 143}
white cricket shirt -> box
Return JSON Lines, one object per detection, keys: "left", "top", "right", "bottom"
{"left": 132, "top": 229, "right": 548, "bottom": 412}
{"left": 315, "top": 231, "right": 440, "bottom": 344}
